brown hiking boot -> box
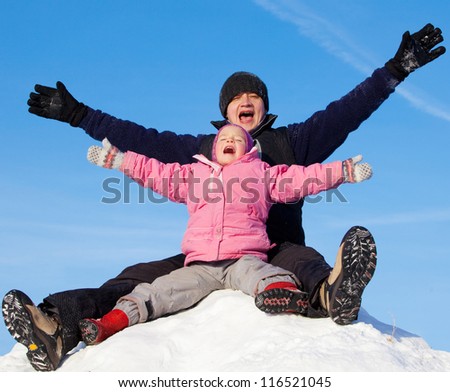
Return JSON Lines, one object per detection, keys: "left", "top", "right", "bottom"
{"left": 2, "top": 290, "right": 64, "bottom": 371}
{"left": 320, "top": 226, "right": 377, "bottom": 325}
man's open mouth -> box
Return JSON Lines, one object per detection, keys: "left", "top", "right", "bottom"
{"left": 239, "top": 110, "right": 254, "bottom": 121}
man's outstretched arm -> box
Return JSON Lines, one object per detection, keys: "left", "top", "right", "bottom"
{"left": 27, "top": 81, "right": 209, "bottom": 164}
{"left": 288, "top": 23, "right": 445, "bottom": 167}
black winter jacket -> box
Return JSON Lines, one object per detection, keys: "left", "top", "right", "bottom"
{"left": 80, "top": 67, "right": 400, "bottom": 245}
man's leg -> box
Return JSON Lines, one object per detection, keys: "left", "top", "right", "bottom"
{"left": 269, "top": 226, "right": 377, "bottom": 323}
{"left": 320, "top": 226, "right": 377, "bottom": 325}
{"left": 43, "top": 254, "right": 186, "bottom": 347}
{"left": 2, "top": 253, "right": 185, "bottom": 371}
{"left": 2, "top": 284, "right": 133, "bottom": 372}
{"left": 268, "top": 243, "right": 331, "bottom": 318}
{"left": 100, "top": 254, "right": 185, "bottom": 287}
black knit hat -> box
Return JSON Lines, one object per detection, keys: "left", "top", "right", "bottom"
{"left": 219, "top": 72, "right": 269, "bottom": 118}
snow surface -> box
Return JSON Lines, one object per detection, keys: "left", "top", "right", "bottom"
{"left": 0, "top": 289, "right": 449, "bottom": 372}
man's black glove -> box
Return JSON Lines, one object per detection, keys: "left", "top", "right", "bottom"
{"left": 385, "top": 23, "right": 446, "bottom": 81}
{"left": 27, "top": 81, "right": 88, "bottom": 127}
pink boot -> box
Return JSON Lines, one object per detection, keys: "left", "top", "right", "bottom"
{"left": 79, "top": 309, "right": 129, "bottom": 345}
{"left": 255, "top": 282, "right": 309, "bottom": 315}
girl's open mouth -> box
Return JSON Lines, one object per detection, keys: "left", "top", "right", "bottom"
{"left": 223, "top": 146, "right": 235, "bottom": 154}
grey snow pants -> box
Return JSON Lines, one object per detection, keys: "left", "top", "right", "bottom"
{"left": 115, "top": 255, "right": 298, "bottom": 324}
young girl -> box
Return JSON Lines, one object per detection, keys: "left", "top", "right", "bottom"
{"left": 80, "top": 124, "right": 372, "bottom": 344}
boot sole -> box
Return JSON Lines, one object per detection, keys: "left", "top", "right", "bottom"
{"left": 328, "top": 226, "right": 377, "bottom": 325}
{"left": 2, "top": 290, "right": 58, "bottom": 371}
{"left": 78, "top": 319, "right": 101, "bottom": 345}
{"left": 255, "top": 288, "right": 309, "bottom": 315}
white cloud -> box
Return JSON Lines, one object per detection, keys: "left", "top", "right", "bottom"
{"left": 254, "top": 0, "right": 450, "bottom": 122}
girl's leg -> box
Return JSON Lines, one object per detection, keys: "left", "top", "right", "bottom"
{"left": 79, "top": 263, "right": 224, "bottom": 345}
{"left": 225, "top": 255, "right": 309, "bottom": 315}
{"left": 114, "top": 263, "right": 225, "bottom": 321}
{"left": 79, "top": 309, "right": 130, "bottom": 345}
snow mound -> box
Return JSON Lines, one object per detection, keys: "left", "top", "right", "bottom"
{"left": 1, "top": 290, "right": 449, "bottom": 372}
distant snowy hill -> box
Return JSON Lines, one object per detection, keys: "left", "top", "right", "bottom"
{"left": 0, "top": 290, "right": 449, "bottom": 372}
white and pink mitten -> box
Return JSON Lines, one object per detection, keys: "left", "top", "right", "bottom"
{"left": 87, "top": 138, "right": 124, "bottom": 169}
{"left": 343, "top": 155, "right": 372, "bottom": 183}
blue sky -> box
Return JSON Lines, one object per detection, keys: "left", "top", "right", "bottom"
{"left": 1, "top": 0, "right": 449, "bottom": 358}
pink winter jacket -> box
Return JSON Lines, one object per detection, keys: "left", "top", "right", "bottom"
{"left": 120, "top": 148, "right": 344, "bottom": 265}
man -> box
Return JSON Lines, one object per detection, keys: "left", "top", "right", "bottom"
{"left": 2, "top": 24, "right": 445, "bottom": 371}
